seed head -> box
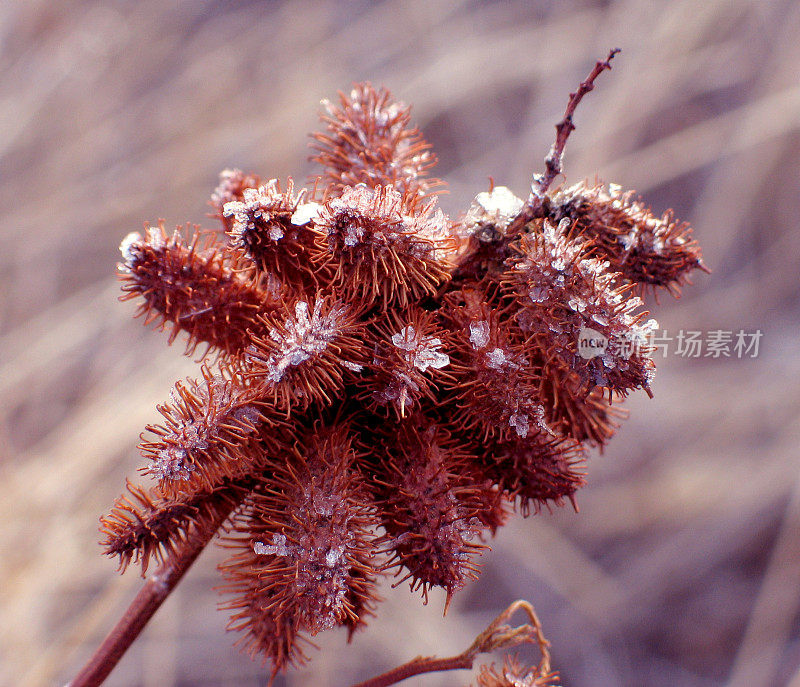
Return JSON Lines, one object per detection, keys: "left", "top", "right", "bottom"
{"left": 103, "top": 70, "right": 706, "bottom": 679}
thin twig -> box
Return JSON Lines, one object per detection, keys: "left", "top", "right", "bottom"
{"left": 66, "top": 506, "right": 233, "bottom": 687}
{"left": 349, "top": 599, "right": 551, "bottom": 687}
{"left": 536, "top": 47, "right": 620, "bottom": 197}
{"left": 507, "top": 48, "right": 620, "bottom": 235}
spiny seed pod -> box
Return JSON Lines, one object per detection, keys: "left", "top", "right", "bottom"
{"left": 440, "top": 449, "right": 509, "bottom": 535}
{"left": 139, "top": 366, "right": 286, "bottom": 497}
{"left": 119, "top": 224, "right": 277, "bottom": 357}
{"left": 222, "top": 177, "right": 329, "bottom": 290}
{"left": 222, "top": 426, "right": 382, "bottom": 645}
{"left": 209, "top": 168, "right": 262, "bottom": 231}
{"left": 372, "top": 421, "right": 488, "bottom": 608}
{"left": 245, "top": 296, "right": 367, "bottom": 412}
{"left": 311, "top": 82, "right": 443, "bottom": 199}
{"left": 538, "top": 382, "right": 626, "bottom": 446}
{"left": 473, "top": 479, "right": 510, "bottom": 535}
{"left": 480, "top": 433, "right": 586, "bottom": 515}
{"left": 474, "top": 655, "right": 560, "bottom": 687}
{"left": 315, "top": 184, "right": 454, "bottom": 309}
{"left": 504, "top": 220, "right": 657, "bottom": 396}
{"left": 442, "top": 297, "right": 548, "bottom": 442}
{"left": 363, "top": 307, "right": 452, "bottom": 418}
{"left": 219, "top": 577, "right": 309, "bottom": 676}
{"left": 547, "top": 181, "right": 706, "bottom": 295}
{"left": 100, "top": 480, "right": 247, "bottom": 573}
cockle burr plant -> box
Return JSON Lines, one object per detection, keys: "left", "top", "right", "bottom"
{"left": 70, "top": 50, "right": 705, "bottom": 687}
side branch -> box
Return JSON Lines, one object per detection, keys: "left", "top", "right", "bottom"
{"left": 508, "top": 48, "right": 620, "bottom": 235}
{"left": 535, "top": 47, "right": 620, "bottom": 197}
{"left": 349, "top": 599, "right": 552, "bottom": 687}
{"left": 67, "top": 505, "right": 235, "bottom": 687}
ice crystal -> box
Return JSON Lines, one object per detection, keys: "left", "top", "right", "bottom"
{"left": 152, "top": 423, "right": 211, "bottom": 481}
{"left": 325, "top": 547, "right": 343, "bottom": 568}
{"left": 508, "top": 405, "right": 546, "bottom": 439}
{"left": 528, "top": 285, "right": 549, "bottom": 303}
{"left": 260, "top": 300, "right": 345, "bottom": 383}
{"left": 463, "top": 186, "right": 524, "bottom": 235}
{"left": 118, "top": 231, "right": 143, "bottom": 269}
{"left": 486, "top": 347, "right": 511, "bottom": 370}
{"left": 391, "top": 325, "right": 450, "bottom": 371}
{"left": 469, "top": 320, "right": 491, "bottom": 350}
{"left": 254, "top": 534, "right": 289, "bottom": 557}
{"left": 373, "top": 369, "right": 421, "bottom": 409}
{"left": 153, "top": 446, "right": 196, "bottom": 481}
{"left": 290, "top": 201, "right": 323, "bottom": 226}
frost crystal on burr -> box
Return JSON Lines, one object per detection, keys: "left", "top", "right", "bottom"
{"left": 392, "top": 325, "right": 450, "bottom": 371}
{"left": 508, "top": 405, "right": 546, "bottom": 439}
{"left": 463, "top": 186, "right": 524, "bottom": 235}
{"left": 291, "top": 201, "right": 323, "bottom": 226}
{"left": 469, "top": 320, "right": 491, "bottom": 350}
{"left": 486, "top": 347, "right": 512, "bottom": 371}
{"left": 261, "top": 300, "right": 346, "bottom": 383}
{"left": 254, "top": 534, "right": 290, "bottom": 557}
{"left": 153, "top": 447, "right": 196, "bottom": 481}
{"left": 119, "top": 231, "right": 143, "bottom": 269}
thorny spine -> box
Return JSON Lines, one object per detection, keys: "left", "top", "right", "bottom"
{"left": 75, "top": 50, "right": 706, "bottom": 687}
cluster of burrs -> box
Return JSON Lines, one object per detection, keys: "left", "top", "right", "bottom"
{"left": 101, "top": 60, "right": 704, "bottom": 678}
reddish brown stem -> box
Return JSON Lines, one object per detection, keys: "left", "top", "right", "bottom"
{"left": 67, "top": 510, "right": 231, "bottom": 687}
{"left": 350, "top": 655, "right": 474, "bottom": 687}
{"left": 507, "top": 48, "right": 620, "bottom": 236}
{"left": 534, "top": 47, "right": 620, "bottom": 198}
{"left": 350, "top": 599, "right": 552, "bottom": 687}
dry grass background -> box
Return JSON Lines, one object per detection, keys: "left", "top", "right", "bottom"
{"left": 1, "top": 0, "right": 798, "bottom": 685}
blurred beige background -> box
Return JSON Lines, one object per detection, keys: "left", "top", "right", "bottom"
{"left": 1, "top": 0, "right": 798, "bottom": 685}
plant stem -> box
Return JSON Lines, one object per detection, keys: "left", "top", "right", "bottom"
{"left": 67, "top": 511, "right": 230, "bottom": 687}
{"left": 350, "top": 599, "right": 552, "bottom": 687}
{"left": 506, "top": 48, "right": 620, "bottom": 236}
{"left": 350, "top": 655, "right": 473, "bottom": 687}
{"left": 533, "top": 47, "right": 620, "bottom": 199}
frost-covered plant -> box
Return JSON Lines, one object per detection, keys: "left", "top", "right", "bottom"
{"left": 71, "top": 50, "right": 705, "bottom": 687}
